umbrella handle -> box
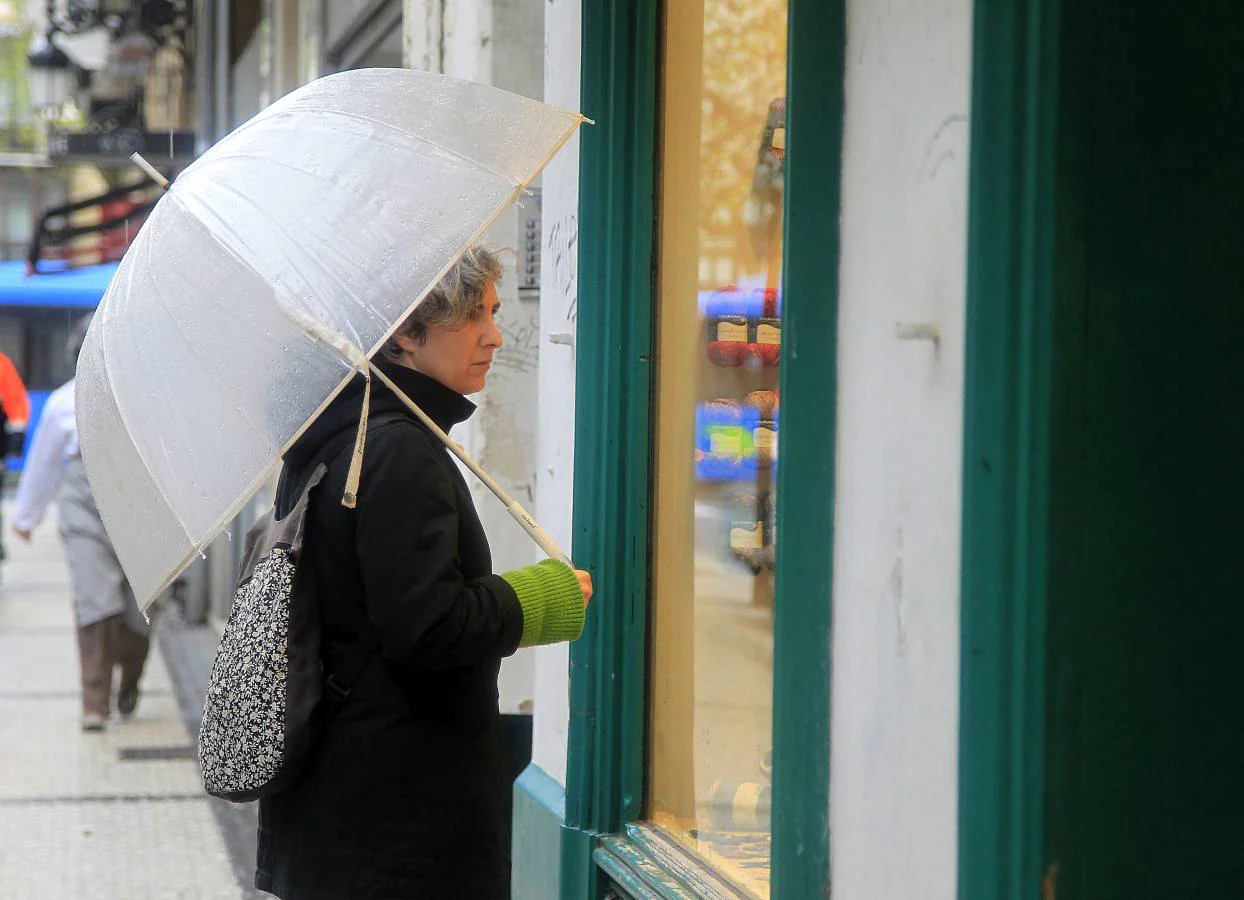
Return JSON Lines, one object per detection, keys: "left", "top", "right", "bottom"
{"left": 367, "top": 362, "right": 574, "bottom": 568}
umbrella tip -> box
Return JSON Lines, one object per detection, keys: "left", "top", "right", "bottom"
{"left": 130, "top": 152, "right": 172, "bottom": 190}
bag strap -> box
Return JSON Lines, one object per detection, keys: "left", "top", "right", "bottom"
{"left": 307, "top": 410, "right": 408, "bottom": 709}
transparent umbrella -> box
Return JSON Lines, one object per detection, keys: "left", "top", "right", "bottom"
{"left": 75, "top": 68, "right": 585, "bottom": 609}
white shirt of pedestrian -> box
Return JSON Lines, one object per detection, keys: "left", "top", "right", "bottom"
{"left": 13, "top": 379, "right": 79, "bottom": 533}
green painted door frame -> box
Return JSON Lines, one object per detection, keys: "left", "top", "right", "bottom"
{"left": 958, "top": 0, "right": 1061, "bottom": 898}
{"left": 770, "top": 1, "right": 843, "bottom": 897}
{"left": 562, "top": 1, "right": 844, "bottom": 897}
{"left": 560, "top": 1, "right": 659, "bottom": 896}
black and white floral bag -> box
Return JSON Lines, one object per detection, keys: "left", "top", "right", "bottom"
{"left": 197, "top": 431, "right": 380, "bottom": 803}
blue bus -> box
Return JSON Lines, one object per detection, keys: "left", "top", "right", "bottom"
{"left": 0, "top": 260, "right": 117, "bottom": 473}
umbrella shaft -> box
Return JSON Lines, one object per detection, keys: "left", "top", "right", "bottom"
{"left": 367, "top": 362, "right": 573, "bottom": 567}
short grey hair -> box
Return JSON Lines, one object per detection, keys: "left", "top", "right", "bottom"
{"left": 381, "top": 246, "right": 504, "bottom": 360}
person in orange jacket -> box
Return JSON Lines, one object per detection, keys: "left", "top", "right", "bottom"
{"left": 0, "top": 351, "right": 31, "bottom": 563}
{"left": 0, "top": 351, "right": 30, "bottom": 434}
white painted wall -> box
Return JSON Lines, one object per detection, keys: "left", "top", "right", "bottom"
{"left": 402, "top": 0, "right": 443, "bottom": 73}
{"left": 444, "top": 1, "right": 491, "bottom": 84}
{"left": 529, "top": 0, "right": 580, "bottom": 784}
{"left": 404, "top": 0, "right": 542, "bottom": 98}
{"left": 829, "top": 1, "right": 971, "bottom": 897}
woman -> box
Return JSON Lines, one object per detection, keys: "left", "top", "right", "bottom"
{"left": 257, "top": 247, "right": 592, "bottom": 899}
{"left": 12, "top": 315, "right": 151, "bottom": 732}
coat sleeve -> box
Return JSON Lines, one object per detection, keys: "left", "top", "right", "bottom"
{"left": 352, "top": 423, "right": 524, "bottom": 668}
{"left": 12, "top": 387, "right": 72, "bottom": 532}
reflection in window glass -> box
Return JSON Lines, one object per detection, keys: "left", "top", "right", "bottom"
{"left": 649, "top": 1, "right": 787, "bottom": 897}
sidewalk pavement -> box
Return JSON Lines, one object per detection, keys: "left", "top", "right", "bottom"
{"left": 0, "top": 502, "right": 246, "bottom": 899}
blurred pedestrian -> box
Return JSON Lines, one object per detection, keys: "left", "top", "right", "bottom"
{"left": 0, "top": 350, "right": 31, "bottom": 565}
{"left": 256, "top": 247, "right": 593, "bottom": 899}
{"left": 11, "top": 315, "right": 151, "bottom": 732}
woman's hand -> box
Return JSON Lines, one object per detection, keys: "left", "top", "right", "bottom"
{"left": 575, "top": 569, "right": 593, "bottom": 608}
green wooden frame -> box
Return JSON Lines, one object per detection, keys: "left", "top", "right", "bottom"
{"left": 770, "top": 0, "right": 843, "bottom": 896}
{"left": 561, "top": 0, "right": 660, "bottom": 896}
{"left": 563, "top": 0, "right": 843, "bottom": 897}
{"left": 958, "top": 0, "right": 1061, "bottom": 897}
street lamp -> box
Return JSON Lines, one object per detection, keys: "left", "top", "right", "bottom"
{"left": 26, "top": 31, "right": 73, "bottom": 113}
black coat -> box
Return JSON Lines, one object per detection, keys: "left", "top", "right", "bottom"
{"left": 256, "top": 360, "right": 525, "bottom": 899}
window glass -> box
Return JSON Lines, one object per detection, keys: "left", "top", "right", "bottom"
{"left": 649, "top": 1, "right": 787, "bottom": 896}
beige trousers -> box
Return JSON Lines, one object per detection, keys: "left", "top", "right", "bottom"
{"left": 75, "top": 614, "right": 151, "bottom": 718}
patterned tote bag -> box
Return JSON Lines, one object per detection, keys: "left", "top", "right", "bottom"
{"left": 197, "top": 430, "right": 379, "bottom": 802}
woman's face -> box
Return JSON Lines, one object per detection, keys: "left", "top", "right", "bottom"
{"left": 397, "top": 279, "right": 503, "bottom": 395}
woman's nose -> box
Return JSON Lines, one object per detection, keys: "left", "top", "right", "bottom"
{"left": 484, "top": 317, "right": 503, "bottom": 348}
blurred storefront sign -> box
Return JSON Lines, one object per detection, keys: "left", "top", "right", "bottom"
{"left": 47, "top": 126, "right": 193, "bottom": 162}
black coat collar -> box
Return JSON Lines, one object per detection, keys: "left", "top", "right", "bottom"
{"left": 284, "top": 357, "right": 475, "bottom": 474}
{"left": 374, "top": 358, "right": 476, "bottom": 432}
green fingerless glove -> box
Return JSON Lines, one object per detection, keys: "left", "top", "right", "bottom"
{"left": 501, "top": 559, "right": 586, "bottom": 648}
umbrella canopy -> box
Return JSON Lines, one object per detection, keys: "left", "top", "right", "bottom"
{"left": 75, "top": 68, "right": 584, "bottom": 609}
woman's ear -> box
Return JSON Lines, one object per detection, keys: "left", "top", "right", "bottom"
{"left": 390, "top": 331, "right": 420, "bottom": 355}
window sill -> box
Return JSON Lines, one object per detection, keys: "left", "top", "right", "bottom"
{"left": 594, "top": 823, "right": 759, "bottom": 900}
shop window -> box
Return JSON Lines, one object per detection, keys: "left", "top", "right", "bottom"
{"left": 649, "top": 1, "right": 787, "bottom": 896}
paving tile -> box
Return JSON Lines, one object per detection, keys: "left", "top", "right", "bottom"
{"left": 0, "top": 503, "right": 244, "bottom": 899}
{"left": 0, "top": 799, "right": 240, "bottom": 899}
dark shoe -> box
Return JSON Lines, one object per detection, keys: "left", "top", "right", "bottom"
{"left": 118, "top": 685, "right": 140, "bottom": 718}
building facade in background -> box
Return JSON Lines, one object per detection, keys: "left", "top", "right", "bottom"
{"left": 1, "top": 0, "right": 195, "bottom": 474}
